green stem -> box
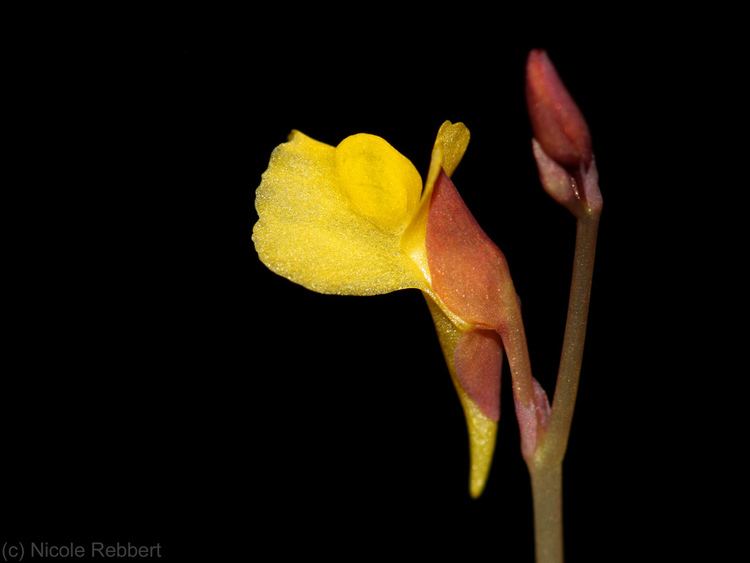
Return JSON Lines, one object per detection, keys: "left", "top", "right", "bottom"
{"left": 530, "top": 212, "right": 600, "bottom": 563}
{"left": 531, "top": 464, "right": 563, "bottom": 563}
{"left": 546, "top": 214, "right": 599, "bottom": 461}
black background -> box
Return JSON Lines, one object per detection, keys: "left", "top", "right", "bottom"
{"left": 3, "top": 19, "right": 738, "bottom": 563}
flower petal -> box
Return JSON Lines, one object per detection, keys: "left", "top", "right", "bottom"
{"left": 253, "top": 131, "right": 426, "bottom": 295}
{"left": 434, "top": 120, "right": 470, "bottom": 177}
{"left": 426, "top": 296, "right": 496, "bottom": 498}
{"left": 336, "top": 134, "right": 422, "bottom": 234}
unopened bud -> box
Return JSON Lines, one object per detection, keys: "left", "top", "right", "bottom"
{"left": 526, "top": 49, "right": 592, "bottom": 169}
{"left": 527, "top": 50, "right": 602, "bottom": 217}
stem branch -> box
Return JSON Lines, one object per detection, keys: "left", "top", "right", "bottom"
{"left": 530, "top": 212, "right": 600, "bottom": 563}
{"left": 546, "top": 214, "right": 600, "bottom": 461}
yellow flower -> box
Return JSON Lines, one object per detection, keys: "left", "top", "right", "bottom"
{"left": 253, "top": 121, "right": 542, "bottom": 497}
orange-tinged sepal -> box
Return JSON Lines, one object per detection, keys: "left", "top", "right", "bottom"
{"left": 425, "top": 171, "right": 514, "bottom": 330}
{"left": 454, "top": 330, "right": 503, "bottom": 422}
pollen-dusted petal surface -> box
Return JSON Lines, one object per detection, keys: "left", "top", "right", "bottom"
{"left": 253, "top": 131, "right": 426, "bottom": 295}
{"left": 425, "top": 171, "right": 514, "bottom": 329}
{"left": 454, "top": 330, "right": 502, "bottom": 422}
{"left": 425, "top": 297, "right": 496, "bottom": 498}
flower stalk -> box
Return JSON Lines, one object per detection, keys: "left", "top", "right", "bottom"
{"left": 528, "top": 212, "right": 600, "bottom": 563}
{"left": 525, "top": 49, "right": 603, "bottom": 563}
{"left": 546, "top": 214, "right": 599, "bottom": 461}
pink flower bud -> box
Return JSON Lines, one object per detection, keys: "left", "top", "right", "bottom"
{"left": 527, "top": 50, "right": 602, "bottom": 217}
{"left": 526, "top": 49, "right": 592, "bottom": 169}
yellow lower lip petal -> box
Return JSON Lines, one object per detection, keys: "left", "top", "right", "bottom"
{"left": 253, "top": 130, "right": 426, "bottom": 296}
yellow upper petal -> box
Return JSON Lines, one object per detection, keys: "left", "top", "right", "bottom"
{"left": 253, "top": 130, "right": 426, "bottom": 295}
{"left": 435, "top": 120, "right": 471, "bottom": 177}
{"left": 336, "top": 134, "right": 422, "bottom": 234}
